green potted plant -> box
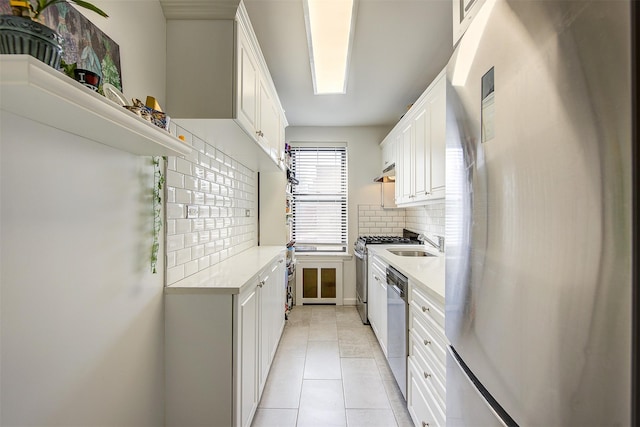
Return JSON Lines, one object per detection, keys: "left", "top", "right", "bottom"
{"left": 0, "top": 0, "right": 108, "bottom": 69}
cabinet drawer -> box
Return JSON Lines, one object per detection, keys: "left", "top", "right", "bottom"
{"left": 410, "top": 332, "right": 445, "bottom": 407}
{"left": 370, "top": 255, "right": 387, "bottom": 275}
{"left": 410, "top": 284, "right": 445, "bottom": 330}
{"left": 408, "top": 358, "right": 446, "bottom": 427}
{"left": 409, "top": 307, "right": 447, "bottom": 366}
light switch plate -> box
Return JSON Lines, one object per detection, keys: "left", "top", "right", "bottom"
{"left": 187, "top": 205, "right": 198, "bottom": 218}
{"left": 245, "top": 209, "right": 251, "bottom": 217}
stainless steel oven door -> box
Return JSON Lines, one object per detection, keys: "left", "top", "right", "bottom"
{"left": 354, "top": 249, "right": 368, "bottom": 324}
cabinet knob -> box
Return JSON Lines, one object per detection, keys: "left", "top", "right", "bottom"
{"left": 422, "top": 422, "right": 430, "bottom": 427}
{"left": 424, "top": 191, "right": 430, "bottom": 195}
{"left": 423, "top": 372, "right": 431, "bottom": 379}
{"left": 256, "top": 130, "right": 264, "bottom": 137}
{"left": 374, "top": 275, "right": 380, "bottom": 282}
{"left": 424, "top": 339, "right": 431, "bottom": 346}
{"left": 422, "top": 305, "right": 430, "bottom": 313}
{"left": 259, "top": 280, "right": 265, "bottom": 288}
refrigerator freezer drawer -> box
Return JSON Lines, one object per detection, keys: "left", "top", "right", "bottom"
{"left": 446, "top": 347, "right": 514, "bottom": 427}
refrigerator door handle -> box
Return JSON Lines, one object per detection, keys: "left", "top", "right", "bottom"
{"left": 447, "top": 346, "right": 519, "bottom": 427}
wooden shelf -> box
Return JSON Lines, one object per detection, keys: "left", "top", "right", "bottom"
{"left": 0, "top": 55, "right": 191, "bottom": 157}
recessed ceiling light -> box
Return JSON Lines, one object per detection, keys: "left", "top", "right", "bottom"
{"left": 303, "top": 0, "right": 357, "bottom": 95}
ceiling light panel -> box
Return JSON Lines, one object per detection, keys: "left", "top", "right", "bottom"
{"left": 304, "top": 0, "right": 357, "bottom": 94}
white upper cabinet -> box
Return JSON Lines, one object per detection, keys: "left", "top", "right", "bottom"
{"left": 389, "top": 69, "right": 447, "bottom": 207}
{"left": 165, "top": 1, "right": 287, "bottom": 170}
{"left": 380, "top": 135, "right": 397, "bottom": 172}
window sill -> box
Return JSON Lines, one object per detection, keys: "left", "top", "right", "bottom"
{"left": 295, "top": 252, "right": 353, "bottom": 261}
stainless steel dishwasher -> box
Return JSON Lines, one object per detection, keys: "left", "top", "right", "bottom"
{"left": 386, "top": 265, "right": 408, "bottom": 400}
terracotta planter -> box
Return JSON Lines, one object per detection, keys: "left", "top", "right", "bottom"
{"left": 0, "top": 15, "right": 63, "bottom": 69}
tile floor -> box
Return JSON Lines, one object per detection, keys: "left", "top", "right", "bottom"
{"left": 251, "top": 305, "right": 414, "bottom": 427}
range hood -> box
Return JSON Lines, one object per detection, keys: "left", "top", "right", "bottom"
{"left": 374, "top": 163, "right": 396, "bottom": 183}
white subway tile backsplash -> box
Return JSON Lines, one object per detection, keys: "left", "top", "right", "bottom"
{"left": 167, "top": 234, "right": 185, "bottom": 252}
{"left": 165, "top": 124, "right": 257, "bottom": 285}
{"left": 184, "top": 176, "right": 198, "bottom": 191}
{"left": 176, "top": 247, "right": 191, "bottom": 265}
{"left": 184, "top": 260, "right": 199, "bottom": 277}
{"left": 167, "top": 264, "right": 185, "bottom": 284}
{"left": 166, "top": 170, "right": 184, "bottom": 189}
{"left": 166, "top": 219, "right": 176, "bottom": 236}
{"left": 184, "top": 232, "right": 199, "bottom": 248}
{"left": 175, "top": 219, "right": 191, "bottom": 234}
{"left": 357, "top": 202, "right": 445, "bottom": 248}
{"left": 175, "top": 189, "right": 192, "bottom": 204}
{"left": 176, "top": 157, "right": 192, "bottom": 176}
{"left": 166, "top": 203, "right": 185, "bottom": 220}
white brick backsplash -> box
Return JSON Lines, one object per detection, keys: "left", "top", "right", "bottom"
{"left": 184, "top": 176, "right": 198, "bottom": 191}
{"left": 167, "top": 252, "right": 176, "bottom": 268}
{"left": 167, "top": 234, "right": 185, "bottom": 252}
{"left": 166, "top": 170, "right": 184, "bottom": 189}
{"left": 166, "top": 220, "right": 176, "bottom": 236}
{"left": 184, "top": 232, "right": 199, "bottom": 248}
{"left": 175, "top": 219, "right": 190, "bottom": 234}
{"left": 184, "top": 260, "right": 199, "bottom": 277}
{"left": 165, "top": 124, "right": 257, "bottom": 284}
{"left": 176, "top": 157, "right": 192, "bottom": 175}
{"left": 166, "top": 203, "right": 184, "bottom": 220}
{"left": 166, "top": 187, "right": 176, "bottom": 203}
{"left": 175, "top": 189, "right": 191, "bottom": 204}
{"left": 357, "top": 202, "right": 445, "bottom": 249}
{"left": 167, "top": 264, "right": 185, "bottom": 285}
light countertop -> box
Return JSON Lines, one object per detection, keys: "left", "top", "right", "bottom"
{"left": 367, "top": 244, "right": 445, "bottom": 302}
{"left": 165, "top": 246, "right": 285, "bottom": 295}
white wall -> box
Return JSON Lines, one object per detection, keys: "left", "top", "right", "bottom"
{"left": 286, "top": 126, "right": 390, "bottom": 304}
{"left": 0, "top": 1, "right": 168, "bottom": 425}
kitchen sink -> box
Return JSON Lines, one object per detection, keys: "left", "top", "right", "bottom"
{"left": 387, "top": 249, "right": 437, "bottom": 257}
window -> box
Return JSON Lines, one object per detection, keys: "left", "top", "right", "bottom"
{"left": 290, "top": 144, "right": 348, "bottom": 252}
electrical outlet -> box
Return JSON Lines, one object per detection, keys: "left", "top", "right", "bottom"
{"left": 187, "top": 205, "right": 198, "bottom": 219}
{"left": 245, "top": 209, "right": 251, "bottom": 217}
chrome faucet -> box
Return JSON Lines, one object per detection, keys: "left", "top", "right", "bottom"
{"left": 418, "top": 234, "right": 445, "bottom": 253}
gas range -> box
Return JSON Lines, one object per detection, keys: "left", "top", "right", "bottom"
{"left": 354, "top": 230, "right": 421, "bottom": 254}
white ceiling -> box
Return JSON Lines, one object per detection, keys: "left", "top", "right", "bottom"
{"left": 243, "top": 0, "right": 454, "bottom": 127}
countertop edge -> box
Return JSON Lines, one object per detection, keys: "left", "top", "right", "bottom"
{"left": 367, "top": 244, "right": 445, "bottom": 302}
{"left": 164, "top": 245, "right": 286, "bottom": 294}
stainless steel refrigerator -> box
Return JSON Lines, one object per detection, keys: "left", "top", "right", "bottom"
{"left": 445, "top": 1, "right": 633, "bottom": 425}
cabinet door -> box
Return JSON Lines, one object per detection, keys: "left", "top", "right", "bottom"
{"left": 413, "top": 105, "right": 430, "bottom": 202}
{"left": 237, "top": 26, "right": 258, "bottom": 134}
{"left": 428, "top": 77, "right": 446, "bottom": 198}
{"left": 258, "top": 269, "right": 271, "bottom": 394}
{"left": 258, "top": 78, "right": 281, "bottom": 162}
{"left": 381, "top": 136, "right": 396, "bottom": 171}
{"left": 393, "top": 132, "right": 403, "bottom": 204}
{"left": 399, "top": 124, "right": 414, "bottom": 203}
{"left": 376, "top": 273, "right": 388, "bottom": 355}
{"left": 258, "top": 256, "right": 286, "bottom": 394}
{"left": 239, "top": 286, "right": 258, "bottom": 427}
{"left": 367, "top": 257, "right": 379, "bottom": 334}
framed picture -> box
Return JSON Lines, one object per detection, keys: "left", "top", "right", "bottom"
{"left": 0, "top": 0, "right": 122, "bottom": 91}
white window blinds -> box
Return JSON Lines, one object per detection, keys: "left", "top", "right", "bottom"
{"left": 291, "top": 145, "right": 348, "bottom": 252}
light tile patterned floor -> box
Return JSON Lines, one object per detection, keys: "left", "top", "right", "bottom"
{"left": 252, "top": 305, "right": 414, "bottom": 427}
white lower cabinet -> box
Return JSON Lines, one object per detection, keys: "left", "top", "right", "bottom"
{"left": 408, "top": 280, "right": 447, "bottom": 427}
{"left": 367, "top": 254, "right": 388, "bottom": 355}
{"left": 165, "top": 252, "right": 286, "bottom": 427}
{"left": 238, "top": 285, "right": 259, "bottom": 427}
